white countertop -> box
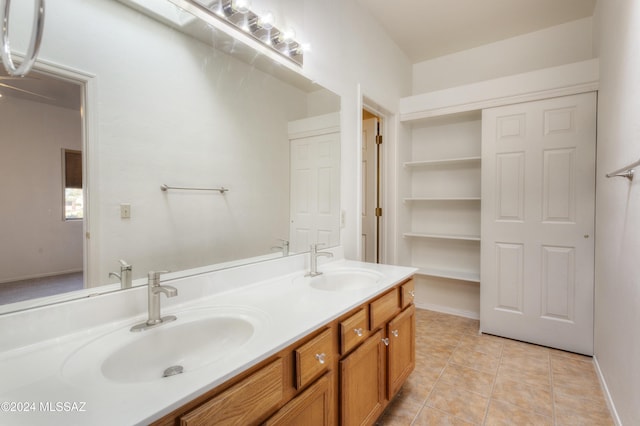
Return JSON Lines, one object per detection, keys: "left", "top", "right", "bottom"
{"left": 0, "top": 253, "right": 415, "bottom": 425}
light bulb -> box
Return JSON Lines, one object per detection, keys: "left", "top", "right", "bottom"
{"left": 232, "top": 0, "right": 251, "bottom": 14}
{"left": 257, "top": 11, "right": 274, "bottom": 30}
{"left": 280, "top": 28, "right": 296, "bottom": 44}
{"left": 213, "top": 2, "right": 225, "bottom": 17}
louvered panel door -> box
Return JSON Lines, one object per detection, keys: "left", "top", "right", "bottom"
{"left": 481, "top": 92, "right": 596, "bottom": 355}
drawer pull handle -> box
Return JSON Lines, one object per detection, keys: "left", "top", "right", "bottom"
{"left": 391, "top": 329, "right": 399, "bottom": 337}
{"left": 315, "top": 353, "right": 326, "bottom": 364}
{"left": 409, "top": 290, "right": 415, "bottom": 298}
{"left": 354, "top": 328, "right": 363, "bottom": 337}
{"left": 382, "top": 338, "right": 389, "bottom": 346}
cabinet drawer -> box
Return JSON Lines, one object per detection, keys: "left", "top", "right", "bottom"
{"left": 295, "top": 328, "right": 333, "bottom": 389}
{"left": 340, "top": 308, "right": 369, "bottom": 354}
{"left": 401, "top": 279, "right": 415, "bottom": 309}
{"left": 180, "top": 359, "right": 284, "bottom": 426}
{"left": 369, "top": 288, "right": 400, "bottom": 331}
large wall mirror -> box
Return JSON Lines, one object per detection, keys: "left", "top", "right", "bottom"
{"left": 0, "top": 0, "right": 341, "bottom": 314}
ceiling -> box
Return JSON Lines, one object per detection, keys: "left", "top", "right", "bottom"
{"left": 355, "top": 0, "right": 596, "bottom": 63}
{"left": 0, "top": 68, "right": 82, "bottom": 110}
{"left": 0, "top": 1, "right": 596, "bottom": 106}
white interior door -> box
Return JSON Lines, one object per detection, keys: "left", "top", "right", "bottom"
{"left": 481, "top": 92, "right": 596, "bottom": 355}
{"left": 289, "top": 132, "right": 341, "bottom": 253}
{"left": 362, "top": 117, "right": 377, "bottom": 262}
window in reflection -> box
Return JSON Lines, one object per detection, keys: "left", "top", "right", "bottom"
{"left": 63, "top": 149, "right": 83, "bottom": 220}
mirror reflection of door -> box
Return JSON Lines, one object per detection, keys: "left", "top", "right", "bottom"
{"left": 289, "top": 113, "right": 341, "bottom": 253}
{"left": 0, "top": 68, "right": 84, "bottom": 305}
{"left": 362, "top": 110, "right": 382, "bottom": 263}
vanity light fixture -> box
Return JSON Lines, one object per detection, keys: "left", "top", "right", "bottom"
{"left": 188, "top": 0, "right": 304, "bottom": 66}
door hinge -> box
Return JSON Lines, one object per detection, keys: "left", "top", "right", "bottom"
{"left": 375, "top": 134, "right": 382, "bottom": 145}
{"left": 375, "top": 207, "right": 382, "bottom": 217}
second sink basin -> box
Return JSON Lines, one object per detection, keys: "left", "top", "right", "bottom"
{"left": 305, "top": 268, "right": 383, "bottom": 291}
{"left": 62, "top": 306, "right": 268, "bottom": 385}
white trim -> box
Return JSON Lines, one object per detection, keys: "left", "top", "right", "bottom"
{"left": 593, "top": 356, "right": 623, "bottom": 426}
{"left": 400, "top": 59, "right": 599, "bottom": 121}
{"left": 415, "top": 301, "right": 480, "bottom": 320}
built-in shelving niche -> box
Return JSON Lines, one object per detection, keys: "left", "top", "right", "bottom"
{"left": 400, "top": 110, "right": 482, "bottom": 284}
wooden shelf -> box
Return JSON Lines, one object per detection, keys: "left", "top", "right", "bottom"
{"left": 403, "top": 232, "right": 480, "bottom": 242}
{"left": 400, "top": 111, "right": 482, "bottom": 288}
{"left": 414, "top": 267, "right": 480, "bottom": 283}
{"left": 403, "top": 156, "right": 481, "bottom": 168}
{"left": 404, "top": 197, "right": 481, "bottom": 202}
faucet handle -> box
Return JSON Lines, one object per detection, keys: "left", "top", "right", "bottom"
{"left": 119, "top": 259, "right": 132, "bottom": 270}
{"left": 148, "top": 270, "right": 170, "bottom": 285}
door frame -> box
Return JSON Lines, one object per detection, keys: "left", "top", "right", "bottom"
{"left": 361, "top": 112, "right": 380, "bottom": 263}
{"left": 15, "top": 56, "right": 98, "bottom": 289}
{"left": 360, "top": 91, "right": 397, "bottom": 264}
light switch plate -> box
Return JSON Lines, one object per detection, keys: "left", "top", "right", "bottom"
{"left": 120, "top": 203, "right": 131, "bottom": 219}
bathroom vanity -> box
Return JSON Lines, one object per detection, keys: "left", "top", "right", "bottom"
{"left": 0, "top": 251, "right": 416, "bottom": 425}
{"left": 153, "top": 277, "right": 415, "bottom": 426}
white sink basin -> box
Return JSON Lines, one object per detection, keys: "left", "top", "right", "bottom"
{"left": 304, "top": 268, "right": 383, "bottom": 291}
{"left": 62, "top": 306, "right": 268, "bottom": 385}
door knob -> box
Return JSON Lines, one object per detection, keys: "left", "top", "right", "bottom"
{"left": 315, "top": 353, "right": 326, "bottom": 364}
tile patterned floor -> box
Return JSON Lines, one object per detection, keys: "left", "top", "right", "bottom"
{"left": 378, "top": 309, "right": 614, "bottom": 425}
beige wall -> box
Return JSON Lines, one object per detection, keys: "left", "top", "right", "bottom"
{"left": 593, "top": 0, "right": 640, "bottom": 424}
{"left": 412, "top": 17, "right": 594, "bottom": 94}
{"left": 0, "top": 97, "right": 83, "bottom": 283}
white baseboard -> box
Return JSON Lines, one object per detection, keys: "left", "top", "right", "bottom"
{"left": 415, "top": 301, "right": 480, "bottom": 320}
{"left": 593, "top": 355, "right": 623, "bottom": 426}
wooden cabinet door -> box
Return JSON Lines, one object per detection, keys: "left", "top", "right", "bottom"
{"left": 340, "top": 330, "right": 385, "bottom": 426}
{"left": 387, "top": 305, "right": 415, "bottom": 399}
{"left": 266, "top": 374, "right": 333, "bottom": 426}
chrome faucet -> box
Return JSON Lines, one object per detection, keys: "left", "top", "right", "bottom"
{"left": 130, "top": 271, "right": 177, "bottom": 332}
{"left": 306, "top": 243, "right": 333, "bottom": 277}
{"left": 272, "top": 239, "right": 290, "bottom": 256}
{"left": 108, "top": 259, "right": 133, "bottom": 289}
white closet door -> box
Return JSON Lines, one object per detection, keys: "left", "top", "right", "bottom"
{"left": 289, "top": 132, "right": 341, "bottom": 253}
{"left": 481, "top": 92, "right": 596, "bottom": 355}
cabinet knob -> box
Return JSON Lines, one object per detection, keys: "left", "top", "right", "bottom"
{"left": 353, "top": 328, "right": 363, "bottom": 337}
{"left": 381, "top": 338, "right": 389, "bottom": 346}
{"left": 391, "top": 329, "right": 399, "bottom": 337}
{"left": 409, "top": 290, "right": 415, "bottom": 298}
{"left": 315, "top": 353, "right": 326, "bottom": 364}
